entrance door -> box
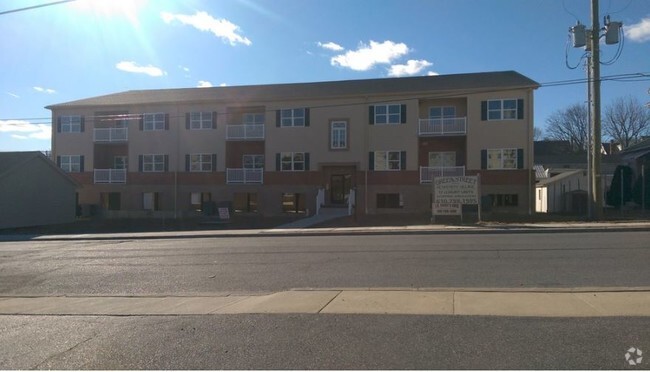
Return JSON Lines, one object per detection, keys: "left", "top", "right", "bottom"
{"left": 330, "top": 174, "right": 351, "bottom": 204}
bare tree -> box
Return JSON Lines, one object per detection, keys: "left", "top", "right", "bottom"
{"left": 545, "top": 103, "right": 589, "bottom": 151}
{"left": 533, "top": 126, "right": 544, "bottom": 141}
{"left": 603, "top": 96, "right": 650, "bottom": 148}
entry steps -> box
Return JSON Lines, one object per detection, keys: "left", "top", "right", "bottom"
{"left": 276, "top": 207, "right": 349, "bottom": 229}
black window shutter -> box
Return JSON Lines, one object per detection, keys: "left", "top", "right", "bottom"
{"left": 368, "top": 152, "right": 374, "bottom": 170}
{"left": 164, "top": 114, "right": 170, "bottom": 130}
{"left": 304, "top": 108, "right": 310, "bottom": 127}
{"left": 56, "top": 156, "right": 61, "bottom": 167}
{"left": 276, "top": 110, "right": 281, "bottom": 127}
{"left": 481, "top": 101, "right": 488, "bottom": 121}
{"left": 275, "top": 153, "right": 281, "bottom": 171}
{"left": 57, "top": 117, "right": 62, "bottom": 133}
{"left": 164, "top": 155, "right": 169, "bottom": 171}
{"left": 369, "top": 106, "right": 375, "bottom": 125}
{"left": 211, "top": 154, "right": 217, "bottom": 171}
{"left": 138, "top": 155, "right": 144, "bottom": 172}
{"left": 212, "top": 111, "right": 217, "bottom": 129}
{"left": 79, "top": 155, "right": 84, "bottom": 172}
{"left": 400, "top": 104, "right": 407, "bottom": 124}
{"left": 185, "top": 154, "right": 190, "bottom": 171}
{"left": 304, "top": 152, "right": 310, "bottom": 171}
{"left": 481, "top": 150, "right": 487, "bottom": 169}
{"left": 139, "top": 116, "right": 144, "bottom": 131}
{"left": 517, "top": 149, "right": 524, "bottom": 169}
{"left": 400, "top": 151, "right": 406, "bottom": 170}
{"left": 80, "top": 117, "right": 85, "bottom": 132}
{"left": 517, "top": 99, "right": 524, "bottom": 120}
{"left": 185, "top": 113, "right": 190, "bottom": 129}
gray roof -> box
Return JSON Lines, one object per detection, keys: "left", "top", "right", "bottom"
{"left": 46, "top": 70, "right": 539, "bottom": 109}
{"left": 620, "top": 138, "right": 650, "bottom": 159}
{"left": 0, "top": 151, "right": 79, "bottom": 186}
{"left": 536, "top": 169, "right": 585, "bottom": 187}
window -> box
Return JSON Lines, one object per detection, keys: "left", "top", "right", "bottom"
{"left": 487, "top": 148, "right": 518, "bottom": 169}
{"left": 489, "top": 194, "right": 519, "bottom": 207}
{"left": 373, "top": 151, "right": 403, "bottom": 171}
{"left": 143, "top": 192, "right": 160, "bottom": 211}
{"left": 428, "top": 152, "right": 456, "bottom": 167}
{"left": 114, "top": 156, "right": 128, "bottom": 170}
{"left": 282, "top": 193, "right": 305, "bottom": 213}
{"left": 59, "top": 155, "right": 82, "bottom": 172}
{"left": 377, "top": 193, "right": 402, "bottom": 208}
{"left": 280, "top": 152, "right": 307, "bottom": 171}
{"left": 189, "top": 154, "right": 213, "bottom": 172}
{"left": 330, "top": 121, "right": 347, "bottom": 149}
{"left": 243, "top": 113, "right": 264, "bottom": 125}
{"left": 484, "top": 99, "right": 520, "bottom": 121}
{"left": 243, "top": 155, "right": 264, "bottom": 169}
{"left": 189, "top": 112, "right": 213, "bottom": 130}
{"left": 373, "top": 104, "right": 402, "bottom": 125}
{"left": 429, "top": 106, "right": 456, "bottom": 119}
{"left": 143, "top": 113, "right": 166, "bottom": 131}
{"left": 190, "top": 192, "right": 211, "bottom": 211}
{"left": 142, "top": 154, "right": 166, "bottom": 172}
{"left": 280, "top": 108, "right": 306, "bottom": 127}
{"left": 234, "top": 192, "right": 258, "bottom": 213}
{"left": 59, "top": 116, "right": 82, "bottom": 133}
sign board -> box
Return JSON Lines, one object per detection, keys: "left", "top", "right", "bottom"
{"left": 433, "top": 176, "right": 479, "bottom": 204}
{"left": 218, "top": 207, "right": 230, "bottom": 220}
{"left": 432, "top": 203, "right": 461, "bottom": 215}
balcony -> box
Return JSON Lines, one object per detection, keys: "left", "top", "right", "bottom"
{"left": 94, "top": 128, "right": 128, "bottom": 142}
{"left": 226, "top": 168, "right": 264, "bottom": 184}
{"left": 418, "top": 117, "right": 466, "bottom": 136}
{"left": 420, "top": 166, "right": 465, "bottom": 184}
{"left": 94, "top": 169, "right": 127, "bottom": 184}
{"left": 226, "top": 124, "right": 265, "bottom": 140}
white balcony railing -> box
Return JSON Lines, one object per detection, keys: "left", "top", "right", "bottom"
{"left": 419, "top": 166, "right": 466, "bottom": 184}
{"left": 226, "top": 168, "right": 264, "bottom": 184}
{"left": 94, "top": 128, "right": 128, "bottom": 142}
{"left": 226, "top": 124, "right": 265, "bottom": 140}
{"left": 418, "top": 117, "right": 466, "bottom": 136}
{"left": 94, "top": 169, "right": 127, "bottom": 184}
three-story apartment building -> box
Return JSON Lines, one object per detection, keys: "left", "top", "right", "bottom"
{"left": 48, "top": 71, "right": 539, "bottom": 218}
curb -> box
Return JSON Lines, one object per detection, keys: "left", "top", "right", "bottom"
{"left": 0, "top": 224, "right": 649, "bottom": 242}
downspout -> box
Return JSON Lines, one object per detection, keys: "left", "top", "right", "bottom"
{"left": 528, "top": 89, "right": 533, "bottom": 215}
{"left": 174, "top": 107, "right": 179, "bottom": 219}
{"left": 364, "top": 96, "right": 369, "bottom": 215}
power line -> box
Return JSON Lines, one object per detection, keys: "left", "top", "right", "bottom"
{"left": 0, "top": 0, "right": 77, "bottom": 16}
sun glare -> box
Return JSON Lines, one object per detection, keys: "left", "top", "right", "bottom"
{"left": 70, "top": 0, "right": 147, "bottom": 24}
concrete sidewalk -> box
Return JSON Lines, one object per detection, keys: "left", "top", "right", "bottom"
{"left": 1, "top": 288, "right": 650, "bottom": 317}
{"left": 0, "top": 220, "right": 649, "bottom": 242}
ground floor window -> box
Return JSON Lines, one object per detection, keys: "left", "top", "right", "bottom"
{"left": 282, "top": 193, "right": 306, "bottom": 213}
{"left": 100, "top": 192, "right": 121, "bottom": 211}
{"left": 190, "top": 192, "right": 212, "bottom": 211}
{"left": 489, "top": 194, "right": 518, "bottom": 207}
{"left": 143, "top": 192, "right": 160, "bottom": 211}
{"left": 377, "top": 193, "right": 402, "bottom": 208}
{"left": 234, "top": 192, "right": 258, "bottom": 213}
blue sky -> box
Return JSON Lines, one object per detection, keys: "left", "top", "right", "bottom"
{"left": 1, "top": 0, "right": 649, "bottom": 152}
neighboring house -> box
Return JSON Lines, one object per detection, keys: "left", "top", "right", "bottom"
{"left": 619, "top": 138, "right": 650, "bottom": 175}
{"left": 535, "top": 169, "right": 588, "bottom": 213}
{"left": 0, "top": 151, "right": 78, "bottom": 229}
{"left": 47, "top": 71, "right": 539, "bottom": 218}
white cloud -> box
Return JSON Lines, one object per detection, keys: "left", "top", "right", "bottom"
{"left": 161, "top": 11, "right": 252, "bottom": 46}
{"left": 625, "top": 17, "right": 650, "bottom": 42}
{"left": 331, "top": 40, "right": 409, "bottom": 71}
{"left": 219, "top": 83, "right": 228, "bottom": 87}
{"left": 179, "top": 65, "right": 190, "bottom": 72}
{"left": 318, "top": 41, "right": 344, "bottom": 52}
{"left": 6, "top": 92, "right": 20, "bottom": 98}
{"left": 387, "top": 59, "right": 433, "bottom": 77}
{"left": 0, "top": 120, "right": 51, "bottom": 140}
{"left": 33, "top": 86, "right": 56, "bottom": 94}
{"left": 427, "top": 71, "right": 440, "bottom": 76}
{"left": 197, "top": 80, "right": 213, "bottom": 88}
{"left": 115, "top": 61, "right": 166, "bottom": 77}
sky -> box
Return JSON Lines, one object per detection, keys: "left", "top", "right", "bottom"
{"left": 1, "top": 0, "right": 649, "bottom": 152}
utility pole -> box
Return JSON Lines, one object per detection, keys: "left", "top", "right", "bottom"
{"left": 568, "top": 0, "right": 622, "bottom": 220}
{"left": 589, "top": 0, "right": 603, "bottom": 220}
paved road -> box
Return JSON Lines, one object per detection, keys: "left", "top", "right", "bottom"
{"left": 1, "top": 314, "right": 648, "bottom": 369}
{"left": 1, "top": 231, "right": 649, "bottom": 295}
